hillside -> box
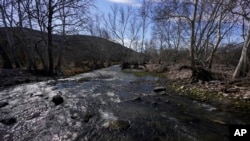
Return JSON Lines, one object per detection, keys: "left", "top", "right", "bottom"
{"left": 0, "top": 27, "right": 139, "bottom": 75}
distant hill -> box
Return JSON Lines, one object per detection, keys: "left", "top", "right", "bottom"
{"left": 0, "top": 27, "right": 139, "bottom": 74}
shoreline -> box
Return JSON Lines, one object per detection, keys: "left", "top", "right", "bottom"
{"left": 125, "top": 64, "right": 250, "bottom": 114}
{"left": 1, "top": 65, "right": 250, "bottom": 114}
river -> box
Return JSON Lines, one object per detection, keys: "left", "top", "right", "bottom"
{"left": 0, "top": 65, "right": 249, "bottom": 141}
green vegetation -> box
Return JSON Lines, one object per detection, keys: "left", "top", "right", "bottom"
{"left": 167, "top": 82, "right": 250, "bottom": 113}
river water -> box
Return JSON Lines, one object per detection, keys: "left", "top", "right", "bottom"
{"left": 0, "top": 65, "right": 249, "bottom": 141}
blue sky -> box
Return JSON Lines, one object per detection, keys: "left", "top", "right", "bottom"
{"left": 94, "top": 0, "right": 244, "bottom": 45}
{"left": 95, "top": 0, "right": 142, "bottom": 14}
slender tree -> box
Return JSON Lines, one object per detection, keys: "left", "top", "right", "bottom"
{"left": 104, "top": 5, "right": 133, "bottom": 62}
{"left": 232, "top": 0, "right": 250, "bottom": 79}
{"left": 139, "top": 0, "right": 150, "bottom": 64}
{"left": 30, "top": 0, "right": 93, "bottom": 74}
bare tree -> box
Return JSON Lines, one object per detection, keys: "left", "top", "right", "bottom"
{"left": 104, "top": 5, "right": 133, "bottom": 62}
{"left": 0, "top": 0, "right": 13, "bottom": 68}
{"left": 151, "top": 20, "right": 167, "bottom": 64}
{"left": 139, "top": 0, "right": 151, "bottom": 64}
{"left": 232, "top": 0, "right": 250, "bottom": 79}
{"left": 153, "top": 0, "right": 200, "bottom": 67}
{"left": 127, "top": 14, "right": 141, "bottom": 49}
{"left": 0, "top": 0, "right": 23, "bottom": 68}
{"left": 206, "top": 1, "right": 236, "bottom": 69}
{"left": 29, "top": 0, "right": 93, "bottom": 74}
{"left": 152, "top": 17, "right": 184, "bottom": 64}
{"left": 88, "top": 14, "right": 110, "bottom": 39}
{"left": 152, "top": 0, "right": 239, "bottom": 69}
{"left": 0, "top": 0, "right": 93, "bottom": 73}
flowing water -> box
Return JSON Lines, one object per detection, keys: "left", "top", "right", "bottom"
{"left": 0, "top": 65, "right": 249, "bottom": 141}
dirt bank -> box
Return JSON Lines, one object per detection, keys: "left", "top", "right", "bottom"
{"left": 143, "top": 63, "right": 250, "bottom": 113}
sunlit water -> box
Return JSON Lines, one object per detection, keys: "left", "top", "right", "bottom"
{"left": 0, "top": 65, "right": 249, "bottom": 141}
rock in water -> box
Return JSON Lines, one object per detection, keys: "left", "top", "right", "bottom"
{"left": 71, "top": 113, "right": 79, "bottom": 119}
{"left": 83, "top": 113, "right": 94, "bottom": 123}
{"left": 154, "top": 87, "right": 166, "bottom": 93}
{"left": 109, "top": 120, "right": 130, "bottom": 130}
{"left": 132, "top": 96, "right": 142, "bottom": 102}
{"left": 0, "top": 102, "right": 8, "bottom": 108}
{"left": 52, "top": 95, "right": 64, "bottom": 106}
{"left": 0, "top": 117, "right": 17, "bottom": 125}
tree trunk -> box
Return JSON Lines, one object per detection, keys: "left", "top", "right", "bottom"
{"left": 232, "top": 43, "right": 249, "bottom": 79}
{"left": 35, "top": 40, "right": 47, "bottom": 70}
{"left": 232, "top": 23, "right": 250, "bottom": 79}
{"left": 0, "top": 44, "right": 13, "bottom": 68}
{"left": 208, "top": 50, "right": 215, "bottom": 69}
{"left": 208, "top": 37, "right": 222, "bottom": 69}
{"left": 190, "top": 0, "right": 198, "bottom": 67}
{"left": 47, "top": 0, "right": 54, "bottom": 75}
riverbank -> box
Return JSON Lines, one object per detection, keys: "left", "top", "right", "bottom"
{"left": 0, "top": 62, "right": 114, "bottom": 88}
{"left": 0, "top": 69, "right": 55, "bottom": 88}
{"left": 1, "top": 63, "right": 250, "bottom": 114}
{"left": 2, "top": 65, "right": 240, "bottom": 140}
{"left": 151, "top": 63, "right": 250, "bottom": 113}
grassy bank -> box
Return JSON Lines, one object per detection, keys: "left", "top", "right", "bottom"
{"left": 124, "top": 67, "right": 250, "bottom": 113}
{"left": 167, "top": 81, "right": 250, "bottom": 113}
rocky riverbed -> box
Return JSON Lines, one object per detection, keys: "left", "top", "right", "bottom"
{"left": 0, "top": 65, "right": 250, "bottom": 141}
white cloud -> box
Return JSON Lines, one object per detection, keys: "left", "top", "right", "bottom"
{"left": 107, "top": 0, "right": 134, "bottom": 4}
{"left": 107, "top": 0, "right": 141, "bottom": 7}
{"left": 148, "top": 0, "right": 161, "bottom": 2}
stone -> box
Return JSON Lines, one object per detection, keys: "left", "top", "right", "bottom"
{"left": 52, "top": 95, "right": 64, "bottom": 106}
{"left": 180, "top": 86, "right": 185, "bottom": 90}
{"left": 159, "top": 91, "right": 166, "bottom": 95}
{"left": 0, "top": 117, "right": 17, "bottom": 125}
{"left": 132, "top": 97, "right": 142, "bottom": 102}
{"left": 164, "top": 100, "right": 170, "bottom": 103}
{"left": 83, "top": 113, "right": 94, "bottom": 123}
{"left": 154, "top": 87, "right": 166, "bottom": 93}
{"left": 27, "top": 113, "right": 40, "bottom": 120}
{"left": 108, "top": 120, "right": 130, "bottom": 130}
{"left": 0, "top": 102, "right": 8, "bottom": 108}
{"left": 71, "top": 113, "right": 79, "bottom": 119}
{"left": 225, "top": 88, "right": 240, "bottom": 93}
{"left": 151, "top": 102, "right": 159, "bottom": 107}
